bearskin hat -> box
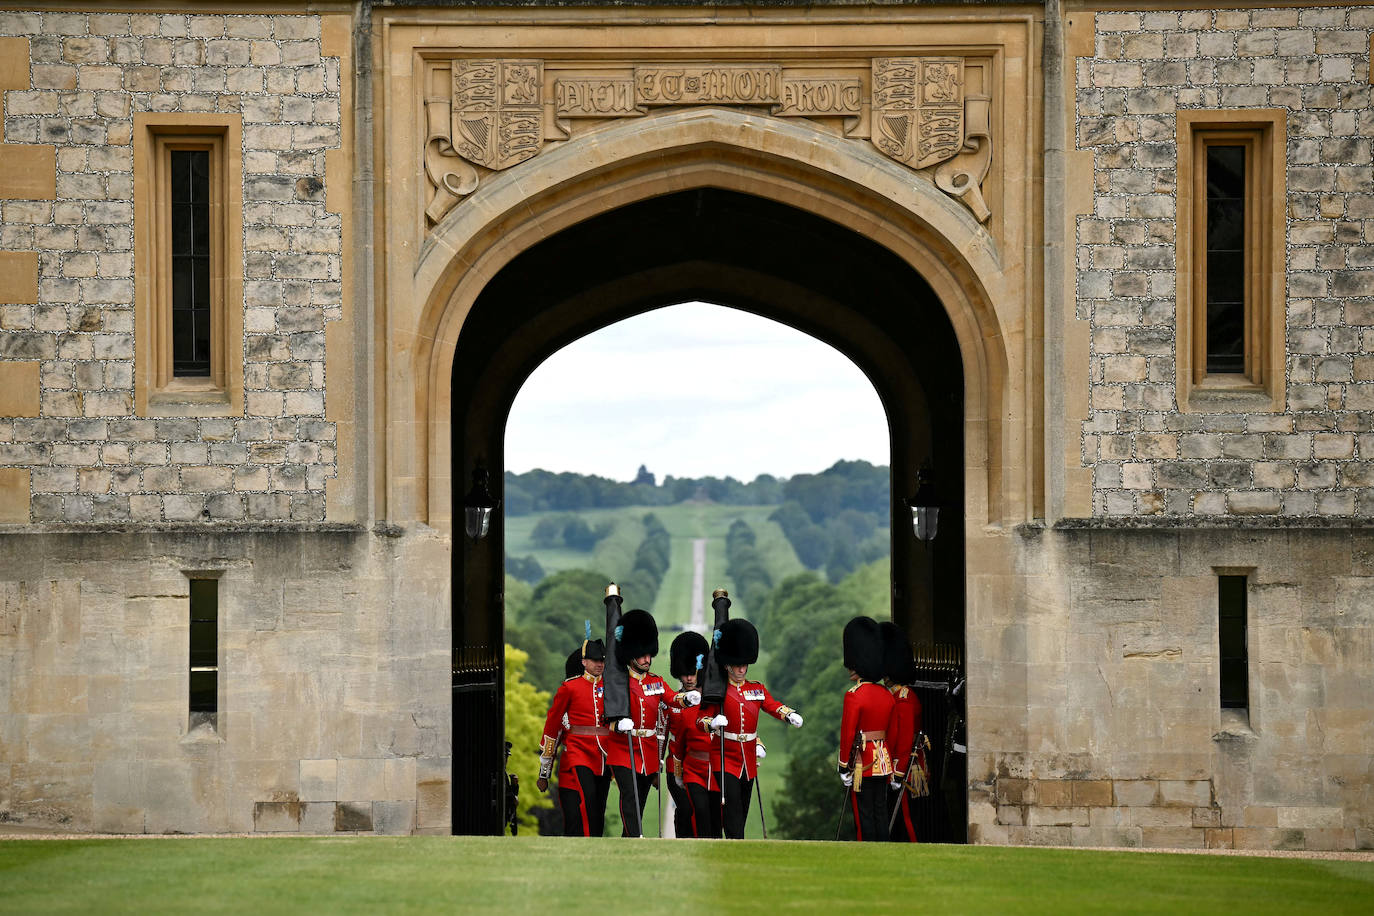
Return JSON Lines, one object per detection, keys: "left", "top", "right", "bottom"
{"left": 580, "top": 638, "right": 606, "bottom": 662}
{"left": 843, "top": 616, "right": 886, "bottom": 682}
{"left": 879, "top": 620, "right": 918, "bottom": 685}
{"left": 669, "top": 630, "right": 710, "bottom": 680}
{"left": 565, "top": 649, "right": 585, "bottom": 680}
{"left": 615, "top": 608, "right": 659, "bottom": 666}
{"left": 715, "top": 618, "right": 759, "bottom": 667}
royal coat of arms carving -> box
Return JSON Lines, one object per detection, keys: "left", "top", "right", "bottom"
{"left": 871, "top": 57, "right": 964, "bottom": 170}
{"left": 452, "top": 59, "right": 544, "bottom": 170}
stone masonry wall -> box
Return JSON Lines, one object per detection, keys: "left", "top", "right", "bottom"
{"left": 0, "top": 528, "right": 452, "bottom": 835}
{"left": 967, "top": 526, "right": 1374, "bottom": 850}
{"left": 0, "top": 10, "right": 342, "bottom": 524}
{"left": 1077, "top": 7, "right": 1374, "bottom": 517}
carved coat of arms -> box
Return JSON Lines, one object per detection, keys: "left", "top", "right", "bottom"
{"left": 871, "top": 58, "right": 964, "bottom": 170}
{"left": 452, "top": 59, "right": 544, "bottom": 170}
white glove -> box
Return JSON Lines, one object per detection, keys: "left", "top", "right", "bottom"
{"left": 709, "top": 714, "right": 728, "bottom": 731}
{"left": 674, "top": 774, "right": 685, "bottom": 789}
{"left": 889, "top": 779, "right": 903, "bottom": 791}
{"left": 615, "top": 718, "right": 634, "bottom": 733}
{"left": 681, "top": 690, "right": 701, "bottom": 707}
{"left": 840, "top": 770, "right": 854, "bottom": 788}
{"left": 755, "top": 744, "right": 767, "bottom": 760}
{"left": 538, "top": 756, "right": 554, "bottom": 779}
{"left": 786, "top": 712, "right": 803, "bottom": 728}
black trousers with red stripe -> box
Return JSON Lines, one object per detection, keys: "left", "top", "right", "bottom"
{"left": 850, "top": 782, "right": 889, "bottom": 842}
{"left": 887, "top": 785, "right": 918, "bottom": 842}
{"left": 559, "top": 766, "right": 610, "bottom": 837}
{"left": 667, "top": 775, "right": 692, "bottom": 837}
{"left": 611, "top": 766, "right": 654, "bottom": 837}
{"left": 685, "top": 782, "right": 721, "bottom": 838}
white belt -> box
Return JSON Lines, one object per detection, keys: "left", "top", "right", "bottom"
{"left": 723, "top": 731, "right": 757, "bottom": 742}
{"left": 630, "top": 728, "right": 656, "bottom": 738}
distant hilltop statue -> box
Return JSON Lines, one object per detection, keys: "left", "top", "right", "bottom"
{"left": 634, "top": 464, "right": 656, "bottom": 487}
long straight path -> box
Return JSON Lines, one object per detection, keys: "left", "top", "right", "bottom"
{"left": 689, "top": 537, "right": 707, "bottom": 634}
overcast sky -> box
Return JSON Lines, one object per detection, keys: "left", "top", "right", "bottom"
{"left": 505, "top": 302, "right": 890, "bottom": 482}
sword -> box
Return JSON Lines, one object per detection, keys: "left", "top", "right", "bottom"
{"left": 834, "top": 727, "right": 862, "bottom": 841}
{"left": 718, "top": 720, "right": 727, "bottom": 835}
{"left": 887, "top": 731, "right": 930, "bottom": 836}
{"left": 754, "top": 770, "right": 768, "bottom": 840}
{"left": 626, "top": 727, "right": 643, "bottom": 838}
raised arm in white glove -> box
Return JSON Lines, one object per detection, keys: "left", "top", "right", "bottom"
{"left": 786, "top": 712, "right": 803, "bottom": 728}
{"left": 615, "top": 718, "right": 634, "bottom": 733}
{"left": 681, "top": 690, "right": 701, "bottom": 707}
{"left": 755, "top": 743, "right": 767, "bottom": 760}
{"left": 709, "top": 713, "right": 729, "bottom": 731}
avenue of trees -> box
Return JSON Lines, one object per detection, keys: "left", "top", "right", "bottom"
{"left": 503, "top": 459, "right": 893, "bottom": 835}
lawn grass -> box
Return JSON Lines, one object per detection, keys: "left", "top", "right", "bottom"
{"left": 1, "top": 836, "right": 1370, "bottom": 915}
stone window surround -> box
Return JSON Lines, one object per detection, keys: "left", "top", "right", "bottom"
{"left": 1175, "top": 109, "right": 1287, "bottom": 413}
{"left": 133, "top": 112, "right": 245, "bottom": 418}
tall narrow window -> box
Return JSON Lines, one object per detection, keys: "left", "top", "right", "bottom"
{"left": 1204, "top": 144, "right": 1245, "bottom": 375}
{"left": 1176, "top": 111, "right": 1285, "bottom": 411}
{"left": 189, "top": 578, "right": 219, "bottom": 722}
{"left": 1218, "top": 574, "right": 1248, "bottom": 710}
{"left": 134, "top": 114, "right": 244, "bottom": 416}
{"left": 171, "top": 149, "right": 212, "bottom": 377}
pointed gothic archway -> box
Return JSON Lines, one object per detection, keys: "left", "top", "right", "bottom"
{"left": 393, "top": 110, "right": 1021, "bottom": 835}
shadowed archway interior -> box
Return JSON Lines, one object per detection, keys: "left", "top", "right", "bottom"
{"left": 450, "top": 187, "right": 964, "bottom": 833}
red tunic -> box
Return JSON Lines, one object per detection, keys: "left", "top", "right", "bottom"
{"left": 606, "top": 669, "right": 686, "bottom": 773}
{"left": 698, "top": 678, "right": 794, "bottom": 781}
{"left": 837, "top": 680, "right": 895, "bottom": 777}
{"left": 680, "top": 710, "right": 720, "bottom": 791}
{"left": 886, "top": 684, "right": 924, "bottom": 778}
{"left": 540, "top": 672, "right": 609, "bottom": 775}
{"left": 665, "top": 694, "right": 691, "bottom": 777}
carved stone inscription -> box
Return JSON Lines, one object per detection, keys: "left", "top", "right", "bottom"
{"left": 634, "top": 65, "right": 782, "bottom": 105}
{"left": 555, "top": 78, "right": 641, "bottom": 117}
{"left": 452, "top": 59, "right": 543, "bottom": 169}
{"left": 774, "top": 78, "right": 862, "bottom": 117}
{"left": 427, "top": 56, "right": 995, "bottom": 226}
{"left": 872, "top": 57, "right": 963, "bottom": 170}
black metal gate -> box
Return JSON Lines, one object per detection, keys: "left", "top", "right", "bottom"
{"left": 904, "top": 644, "right": 966, "bottom": 843}
{"left": 452, "top": 647, "right": 505, "bottom": 835}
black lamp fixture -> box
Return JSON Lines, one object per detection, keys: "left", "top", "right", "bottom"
{"left": 904, "top": 466, "right": 939, "bottom": 543}
{"left": 464, "top": 465, "right": 498, "bottom": 540}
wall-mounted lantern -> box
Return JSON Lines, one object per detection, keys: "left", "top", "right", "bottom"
{"left": 904, "top": 466, "right": 939, "bottom": 543}
{"left": 464, "top": 466, "right": 498, "bottom": 540}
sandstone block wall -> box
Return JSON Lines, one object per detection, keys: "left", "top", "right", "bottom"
{"left": 967, "top": 526, "right": 1374, "bottom": 850}
{"left": 1076, "top": 6, "right": 1374, "bottom": 517}
{"left": 0, "top": 529, "right": 452, "bottom": 835}
{"left": 0, "top": 10, "right": 343, "bottom": 525}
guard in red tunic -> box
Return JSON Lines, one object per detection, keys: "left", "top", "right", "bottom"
{"left": 665, "top": 630, "right": 709, "bottom": 838}
{"left": 699, "top": 618, "right": 803, "bottom": 839}
{"left": 880, "top": 620, "right": 924, "bottom": 842}
{"left": 538, "top": 635, "right": 612, "bottom": 836}
{"left": 606, "top": 608, "right": 702, "bottom": 837}
{"left": 837, "top": 616, "right": 895, "bottom": 841}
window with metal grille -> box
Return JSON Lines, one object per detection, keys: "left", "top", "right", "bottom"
{"left": 171, "top": 149, "right": 212, "bottom": 377}
{"left": 189, "top": 578, "right": 219, "bottom": 718}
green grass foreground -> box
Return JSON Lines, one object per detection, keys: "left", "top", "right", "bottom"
{"left": 2, "top": 836, "right": 1372, "bottom": 914}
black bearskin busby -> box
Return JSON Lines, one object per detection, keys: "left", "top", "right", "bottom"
{"left": 879, "top": 620, "right": 918, "bottom": 685}
{"left": 615, "top": 608, "right": 659, "bottom": 667}
{"left": 843, "top": 616, "right": 885, "bottom": 682}
{"left": 715, "top": 618, "right": 759, "bottom": 667}
{"left": 669, "top": 630, "right": 710, "bottom": 680}
{"left": 565, "top": 649, "right": 585, "bottom": 680}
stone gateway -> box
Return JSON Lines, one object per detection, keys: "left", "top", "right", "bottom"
{"left": 0, "top": 0, "right": 1372, "bottom": 850}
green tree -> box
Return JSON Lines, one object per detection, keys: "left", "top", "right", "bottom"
{"left": 504, "top": 643, "right": 555, "bottom": 834}
{"left": 531, "top": 515, "right": 563, "bottom": 548}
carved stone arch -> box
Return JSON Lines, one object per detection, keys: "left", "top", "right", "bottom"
{"left": 396, "top": 108, "right": 1021, "bottom": 532}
